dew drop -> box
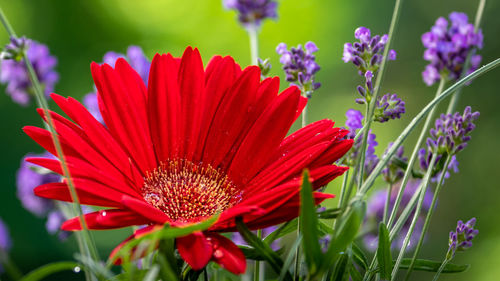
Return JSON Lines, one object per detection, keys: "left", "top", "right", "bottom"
{"left": 73, "top": 266, "right": 81, "bottom": 273}
{"left": 101, "top": 211, "right": 107, "bottom": 217}
{"left": 213, "top": 249, "right": 224, "bottom": 259}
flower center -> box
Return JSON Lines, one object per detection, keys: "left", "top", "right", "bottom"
{"left": 141, "top": 159, "right": 241, "bottom": 223}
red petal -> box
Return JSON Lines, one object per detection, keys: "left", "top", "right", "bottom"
{"left": 178, "top": 47, "right": 205, "bottom": 160}
{"left": 121, "top": 196, "right": 171, "bottom": 224}
{"left": 206, "top": 233, "right": 246, "bottom": 274}
{"left": 177, "top": 231, "right": 213, "bottom": 270}
{"left": 62, "top": 209, "right": 149, "bottom": 231}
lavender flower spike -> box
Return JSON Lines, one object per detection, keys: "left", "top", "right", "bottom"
{"left": 16, "top": 152, "right": 60, "bottom": 217}
{"left": 0, "top": 218, "right": 11, "bottom": 251}
{"left": 0, "top": 37, "right": 59, "bottom": 106}
{"left": 373, "top": 93, "right": 406, "bottom": 123}
{"left": 421, "top": 12, "right": 483, "bottom": 86}
{"left": 343, "top": 109, "right": 379, "bottom": 176}
{"left": 276, "top": 41, "right": 321, "bottom": 96}
{"left": 223, "top": 0, "right": 278, "bottom": 27}
{"left": 343, "top": 27, "right": 396, "bottom": 75}
{"left": 448, "top": 218, "right": 478, "bottom": 259}
{"left": 427, "top": 106, "right": 479, "bottom": 155}
{"left": 382, "top": 142, "right": 407, "bottom": 184}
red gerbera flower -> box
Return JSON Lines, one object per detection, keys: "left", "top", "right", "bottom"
{"left": 24, "top": 47, "right": 353, "bottom": 274}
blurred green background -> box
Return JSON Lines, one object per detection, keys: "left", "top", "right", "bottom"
{"left": 0, "top": 0, "right": 498, "bottom": 280}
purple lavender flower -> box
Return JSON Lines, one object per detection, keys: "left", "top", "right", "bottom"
{"left": 418, "top": 149, "right": 459, "bottom": 183}
{"left": 82, "top": 92, "right": 103, "bottom": 124}
{"left": 344, "top": 109, "right": 379, "bottom": 176}
{"left": 46, "top": 210, "right": 71, "bottom": 240}
{"left": 363, "top": 180, "right": 433, "bottom": 251}
{"left": 16, "top": 152, "right": 60, "bottom": 216}
{"left": 0, "top": 218, "right": 11, "bottom": 251}
{"left": 421, "top": 12, "right": 483, "bottom": 86}
{"left": 343, "top": 27, "right": 396, "bottom": 75}
{"left": 0, "top": 37, "right": 58, "bottom": 106}
{"left": 223, "top": 0, "right": 278, "bottom": 27}
{"left": 232, "top": 226, "right": 280, "bottom": 251}
{"left": 373, "top": 93, "right": 406, "bottom": 123}
{"left": 102, "top": 46, "right": 151, "bottom": 84}
{"left": 382, "top": 143, "right": 407, "bottom": 184}
{"left": 276, "top": 42, "right": 321, "bottom": 96}
{"left": 84, "top": 46, "right": 151, "bottom": 123}
{"left": 448, "top": 218, "right": 478, "bottom": 259}
{"left": 427, "top": 106, "right": 479, "bottom": 155}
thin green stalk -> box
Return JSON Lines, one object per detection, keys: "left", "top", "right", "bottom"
{"left": 391, "top": 154, "right": 438, "bottom": 280}
{"left": 248, "top": 24, "right": 259, "bottom": 65}
{"left": 357, "top": 57, "right": 500, "bottom": 196}
{"left": 382, "top": 183, "right": 392, "bottom": 223}
{"left": 0, "top": 250, "right": 23, "bottom": 280}
{"left": 255, "top": 229, "right": 262, "bottom": 281}
{"left": 386, "top": 78, "right": 446, "bottom": 229}
{"left": 432, "top": 258, "right": 451, "bottom": 281}
{"left": 403, "top": 155, "right": 452, "bottom": 280}
{"left": 337, "top": 170, "right": 350, "bottom": 210}
{"left": 446, "top": 0, "right": 486, "bottom": 114}
{"left": 0, "top": 4, "right": 99, "bottom": 274}
{"left": 356, "top": 103, "right": 370, "bottom": 191}
{"left": 302, "top": 103, "right": 308, "bottom": 128}
{"left": 357, "top": 0, "right": 404, "bottom": 188}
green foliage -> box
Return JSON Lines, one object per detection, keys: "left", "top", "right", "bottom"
{"left": 377, "top": 222, "right": 393, "bottom": 280}
{"left": 235, "top": 217, "right": 293, "bottom": 281}
{"left": 299, "top": 169, "right": 323, "bottom": 274}
{"left": 394, "top": 259, "right": 470, "bottom": 273}
{"left": 19, "top": 261, "right": 80, "bottom": 281}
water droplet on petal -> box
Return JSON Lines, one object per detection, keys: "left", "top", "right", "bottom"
{"left": 213, "top": 249, "right": 224, "bottom": 259}
{"left": 73, "top": 266, "right": 81, "bottom": 273}
{"left": 101, "top": 211, "right": 107, "bottom": 217}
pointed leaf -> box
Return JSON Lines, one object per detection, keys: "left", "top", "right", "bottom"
{"left": 394, "top": 259, "right": 470, "bottom": 273}
{"left": 330, "top": 252, "right": 349, "bottom": 281}
{"left": 351, "top": 243, "right": 368, "bottom": 270}
{"left": 318, "top": 207, "right": 342, "bottom": 219}
{"left": 264, "top": 219, "right": 297, "bottom": 244}
{"left": 235, "top": 217, "right": 293, "bottom": 281}
{"left": 319, "top": 200, "right": 366, "bottom": 275}
{"left": 299, "top": 169, "right": 323, "bottom": 273}
{"left": 377, "top": 222, "right": 392, "bottom": 280}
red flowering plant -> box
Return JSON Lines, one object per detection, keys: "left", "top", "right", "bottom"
{"left": 0, "top": 0, "right": 498, "bottom": 280}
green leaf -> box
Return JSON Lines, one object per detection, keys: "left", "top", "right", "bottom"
{"left": 143, "top": 265, "right": 160, "bottom": 281}
{"left": 20, "top": 262, "right": 79, "bottom": 281}
{"left": 395, "top": 259, "right": 470, "bottom": 273}
{"left": 278, "top": 236, "right": 302, "bottom": 281}
{"left": 318, "top": 221, "right": 334, "bottom": 236}
{"left": 330, "top": 253, "right": 349, "bottom": 281}
{"left": 319, "top": 200, "right": 366, "bottom": 275}
{"left": 299, "top": 169, "right": 323, "bottom": 274}
{"left": 349, "top": 265, "right": 363, "bottom": 281}
{"left": 235, "top": 218, "right": 293, "bottom": 281}
{"left": 318, "top": 207, "right": 343, "bottom": 219}
{"left": 351, "top": 243, "right": 368, "bottom": 270}
{"left": 376, "top": 223, "right": 392, "bottom": 280}
{"left": 239, "top": 246, "right": 285, "bottom": 261}
{"left": 110, "top": 214, "right": 219, "bottom": 264}
{"left": 263, "top": 219, "right": 297, "bottom": 244}
{"left": 157, "top": 254, "right": 179, "bottom": 281}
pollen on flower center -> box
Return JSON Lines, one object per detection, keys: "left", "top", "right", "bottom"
{"left": 141, "top": 159, "right": 242, "bottom": 223}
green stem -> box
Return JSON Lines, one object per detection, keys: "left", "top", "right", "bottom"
{"left": 0, "top": 249, "right": 23, "bottom": 280}
{"left": 357, "top": 57, "right": 500, "bottom": 197}
{"left": 403, "top": 155, "right": 452, "bottom": 280}
{"left": 255, "top": 229, "right": 262, "bottom": 281}
{"left": 357, "top": 0, "right": 404, "bottom": 189}
{"left": 248, "top": 24, "right": 259, "bottom": 65}
{"left": 446, "top": 0, "right": 486, "bottom": 114}
{"left": 382, "top": 183, "right": 392, "bottom": 223}
{"left": 391, "top": 154, "right": 438, "bottom": 280}
{"left": 432, "top": 258, "right": 451, "bottom": 281}
{"left": 386, "top": 78, "right": 446, "bottom": 229}
{"left": 0, "top": 3, "right": 99, "bottom": 275}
